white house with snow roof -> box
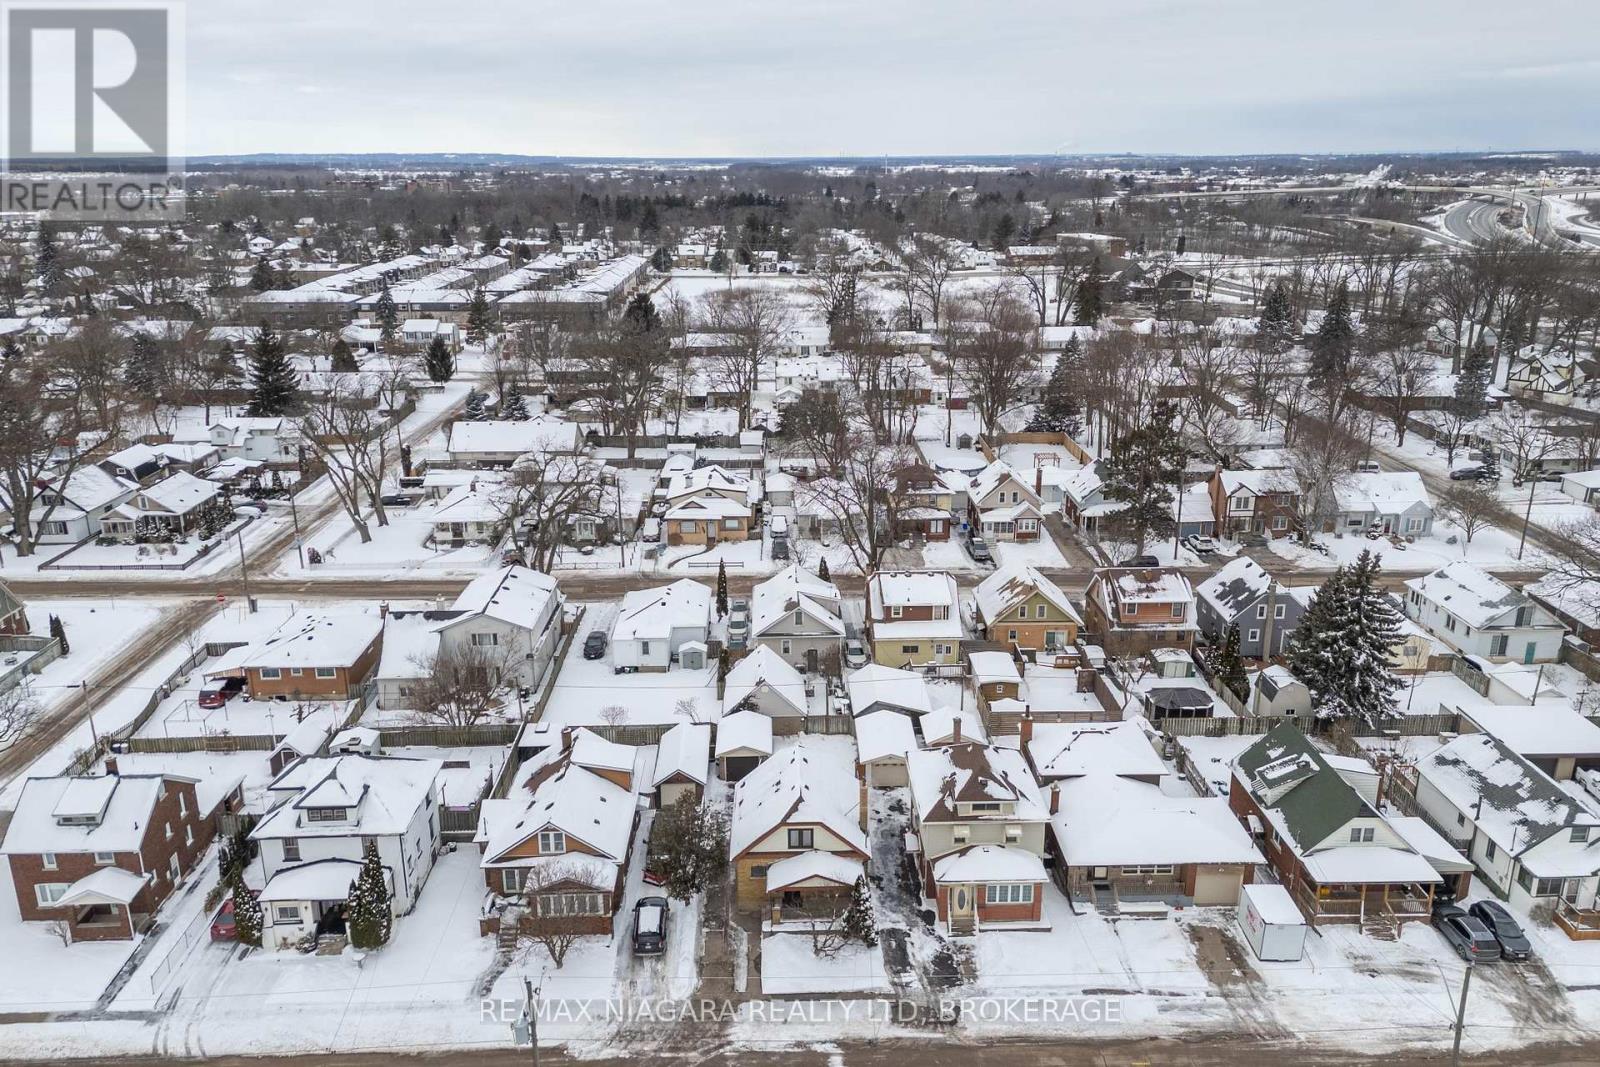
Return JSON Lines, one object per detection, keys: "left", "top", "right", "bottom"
{"left": 749, "top": 564, "right": 844, "bottom": 672}
{"left": 1403, "top": 562, "right": 1564, "bottom": 663}
{"left": 610, "top": 579, "right": 712, "bottom": 671}
{"left": 1331, "top": 471, "right": 1433, "bottom": 537}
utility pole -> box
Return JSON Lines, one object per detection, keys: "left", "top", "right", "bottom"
{"left": 236, "top": 529, "right": 256, "bottom": 613}
{"left": 1450, "top": 960, "right": 1473, "bottom": 1067}
{"left": 521, "top": 976, "right": 541, "bottom": 1067}
{"left": 1517, "top": 474, "right": 1537, "bottom": 560}
{"left": 288, "top": 490, "right": 305, "bottom": 569}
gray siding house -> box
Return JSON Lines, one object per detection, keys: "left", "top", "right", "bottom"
{"left": 1194, "top": 557, "right": 1311, "bottom": 659}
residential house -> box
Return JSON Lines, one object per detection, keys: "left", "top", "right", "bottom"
{"left": 610, "top": 579, "right": 713, "bottom": 672}
{"left": 99, "top": 443, "right": 169, "bottom": 485}
{"left": 1559, "top": 469, "right": 1600, "bottom": 505}
{"left": 855, "top": 711, "right": 917, "bottom": 788}
{"left": 2, "top": 466, "right": 136, "bottom": 544}
{"left": 728, "top": 738, "right": 868, "bottom": 919}
{"left": 891, "top": 463, "right": 956, "bottom": 541}
{"left": 864, "top": 570, "right": 962, "bottom": 668}
{"left": 722, "top": 646, "right": 811, "bottom": 729}
{"left": 446, "top": 418, "right": 584, "bottom": 467}
{"left": 1407, "top": 733, "right": 1600, "bottom": 924}
{"left": 966, "top": 462, "right": 1044, "bottom": 542}
{"left": 476, "top": 729, "right": 641, "bottom": 935}
{"left": 438, "top": 566, "right": 565, "bottom": 691}
{"left": 1024, "top": 719, "right": 1167, "bottom": 785}
{"left": 1458, "top": 704, "right": 1600, "bottom": 782}
{"left": 1194, "top": 557, "right": 1310, "bottom": 659}
{"left": 664, "top": 495, "right": 753, "bottom": 546}
{"left": 652, "top": 722, "right": 710, "bottom": 808}
{"left": 845, "top": 663, "right": 935, "bottom": 719}
{"left": 1059, "top": 463, "right": 1125, "bottom": 535}
{"left": 1330, "top": 472, "right": 1433, "bottom": 537}
{"left": 714, "top": 710, "right": 774, "bottom": 782}
{"left": 430, "top": 479, "right": 509, "bottom": 548}
{"left": 749, "top": 564, "right": 845, "bottom": 673}
{"left": 1208, "top": 470, "right": 1301, "bottom": 539}
{"left": 99, "top": 471, "right": 223, "bottom": 539}
{"left": 1, "top": 770, "right": 231, "bottom": 942}
{"left": 1083, "top": 567, "right": 1198, "bottom": 656}
{"left": 0, "top": 579, "right": 28, "bottom": 635}
{"left": 210, "top": 611, "right": 384, "bottom": 701}
{"left": 1403, "top": 562, "right": 1565, "bottom": 663}
{"left": 905, "top": 739, "right": 1050, "bottom": 934}
{"left": 972, "top": 564, "right": 1082, "bottom": 655}
{"left": 1229, "top": 724, "right": 1440, "bottom": 927}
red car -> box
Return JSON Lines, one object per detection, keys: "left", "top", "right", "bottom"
{"left": 210, "top": 898, "right": 238, "bottom": 942}
{"left": 198, "top": 677, "right": 245, "bottom": 709}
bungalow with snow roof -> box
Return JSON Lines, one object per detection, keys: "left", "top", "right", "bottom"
{"left": 722, "top": 645, "right": 811, "bottom": 729}
{"left": 845, "top": 663, "right": 935, "bottom": 719}
{"left": 610, "top": 579, "right": 713, "bottom": 672}
{"left": 475, "top": 729, "right": 640, "bottom": 934}
{"left": 905, "top": 738, "right": 1050, "bottom": 934}
{"left": 865, "top": 570, "right": 962, "bottom": 669}
{"left": 652, "top": 722, "right": 710, "bottom": 808}
{"left": 972, "top": 563, "right": 1082, "bottom": 655}
{"left": 750, "top": 564, "right": 845, "bottom": 673}
{"left": 1402, "top": 561, "right": 1564, "bottom": 663}
{"left": 714, "top": 709, "right": 774, "bottom": 782}
{"left": 965, "top": 461, "right": 1044, "bottom": 542}
{"left": 1330, "top": 471, "right": 1433, "bottom": 537}
{"left": 664, "top": 494, "right": 753, "bottom": 545}
{"left": 446, "top": 417, "right": 584, "bottom": 467}
{"left": 1229, "top": 724, "right": 1440, "bottom": 928}
{"left": 1, "top": 769, "right": 233, "bottom": 942}
{"left": 1083, "top": 566, "right": 1197, "bottom": 657}
{"left": 209, "top": 611, "right": 384, "bottom": 701}
{"left": 0, "top": 466, "right": 136, "bottom": 544}
{"left": 728, "top": 738, "right": 869, "bottom": 918}
{"left": 99, "top": 471, "right": 224, "bottom": 539}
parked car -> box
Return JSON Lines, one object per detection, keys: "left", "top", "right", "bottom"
{"left": 209, "top": 898, "right": 238, "bottom": 942}
{"left": 771, "top": 538, "right": 790, "bottom": 561}
{"left": 1468, "top": 900, "right": 1532, "bottom": 961}
{"left": 769, "top": 514, "right": 790, "bottom": 541}
{"left": 640, "top": 517, "right": 661, "bottom": 543}
{"left": 1183, "top": 534, "right": 1216, "bottom": 555}
{"left": 198, "top": 676, "right": 245, "bottom": 709}
{"left": 965, "top": 535, "right": 993, "bottom": 564}
{"left": 1354, "top": 460, "right": 1382, "bottom": 474}
{"left": 582, "top": 631, "right": 608, "bottom": 660}
{"left": 844, "top": 638, "right": 868, "bottom": 669}
{"left": 1119, "top": 554, "right": 1160, "bottom": 568}
{"left": 633, "top": 896, "right": 669, "bottom": 955}
{"left": 1433, "top": 904, "right": 1503, "bottom": 962}
{"left": 379, "top": 493, "right": 416, "bottom": 507}
{"left": 1450, "top": 465, "right": 1500, "bottom": 481}
{"left": 727, "top": 604, "right": 751, "bottom": 650}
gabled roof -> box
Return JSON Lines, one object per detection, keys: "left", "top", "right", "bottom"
{"left": 845, "top": 663, "right": 933, "bottom": 717}
{"left": 233, "top": 610, "right": 383, "bottom": 672}
{"left": 1404, "top": 562, "right": 1541, "bottom": 630}
{"left": 751, "top": 565, "right": 844, "bottom": 638}
{"left": 867, "top": 570, "right": 958, "bottom": 614}
{"left": 973, "top": 563, "right": 1082, "bottom": 627}
{"left": 1234, "top": 724, "right": 1374, "bottom": 854}
{"left": 448, "top": 565, "right": 561, "bottom": 633}
{"left": 1335, "top": 471, "right": 1431, "bottom": 514}
{"left": 1050, "top": 775, "right": 1261, "bottom": 868}
{"left": 1027, "top": 720, "right": 1166, "bottom": 781}
{"left": 763, "top": 851, "right": 865, "bottom": 893}
{"left": 722, "top": 646, "right": 808, "bottom": 717}
{"left": 714, "top": 709, "right": 774, "bottom": 758}
{"left": 478, "top": 739, "right": 637, "bottom": 865}
{"left": 612, "top": 580, "right": 712, "bottom": 643}
{"left": 905, "top": 741, "right": 1047, "bottom": 824}
{"left": 1, "top": 774, "right": 182, "bottom": 855}
{"left": 447, "top": 417, "right": 582, "bottom": 456}
{"left": 854, "top": 710, "right": 917, "bottom": 764}
{"left": 253, "top": 755, "right": 441, "bottom": 839}
{"left": 729, "top": 738, "right": 866, "bottom": 859}
{"left": 1195, "top": 557, "right": 1274, "bottom": 620}
{"left": 968, "top": 461, "right": 1042, "bottom": 507}
{"left": 653, "top": 722, "right": 711, "bottom": 787}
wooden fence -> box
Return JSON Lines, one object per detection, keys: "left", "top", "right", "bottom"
{"left": 1160, "top": 710, "right": 1463, "bottom": 740}
{"left": 0, "top": 634, "right": 62, "bottom": 696}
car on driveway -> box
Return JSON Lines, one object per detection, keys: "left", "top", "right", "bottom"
{"left": 1433, "top": 904, "right": 1503, "bottom": 962}
{"left": 727, "top": 601, "right": 751, "bottom": 649}
{"left": 1119, "top": 554, "right": 1160, "bottom": 568}
{"left": 633, "top": 896, "right": 668, "bottom": 956}
{"left": 844, "top": 638, "right": 868, "bottom": 669}
{"left": 210, "top": 898, "right": 237, "bottom": 942}
{"left": 1450, "top": 465, "right": 1500, "bottom": 482}
{"left": 1183, "top": 535, "right": 1216, "bottom": 555}
{"left": 965, "top": 535, "right": 993, "bottom": 564}
{"left": 582, "top": 631, "right": 608, "bottom": 660}
{"left": 198, "top": 676, "right": 245, "bottom": 709}
{"left": 1468, "top": 900, "right": 1532, "bottom": 961}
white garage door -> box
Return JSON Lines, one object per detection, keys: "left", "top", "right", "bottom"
{"left": 1192, "top": 869, "right": 1243, "bottom": 906}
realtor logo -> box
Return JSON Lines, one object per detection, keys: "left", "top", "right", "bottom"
{"left": 0, "top": 1, "right": 184, "bottom": 219}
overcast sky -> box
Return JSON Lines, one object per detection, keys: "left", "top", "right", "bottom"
{"left": 186, "top": 0, "right": 1600, "bottom": 157}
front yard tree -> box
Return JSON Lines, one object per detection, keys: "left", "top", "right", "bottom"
{"left": 231, "top": 871, "right": 263, "bottom": 948}
{"left": 0, "top": 687, "right": 39, "bottom": 748}
{"left": 1286, "top": 550, "right": 1403, "bottom": 726}
{"left": 346, "top": 840, "right": 393, "bottom": 950}
{"left": 406, "top": 642, "right": 516, "bottom": 727}
{"left": 1099, "top": 401, "right": 1185, "bottom": 555}
{"left": 245, "top": 323, "right": 298, "bottom": 417}
{"left": 296, "top": 378, "right": 395, "bottom": 543}
{"left": 375, "top": 281, "right": 399, "bottom": 345}
{"left": 651, "top": 793, "right": 730, "bottom": 902}
{"left": 424, "top": 335, "right": 455, "bottom": 382}
{"left": 1258, "top": 280, "right": 1294, "bottom": 350}
{"left": 500, "top": 384, "right": 529, "bottom": 421}
{"left": 498, "top": 454, "right": 619, "bottom": 573}
{"left": 330, "top": 338, "right": 359, "bottom": 373}
{"left": 1454, "top": 342, "right": 1491, "bottom": 418}
{"left": 464, "top": 389, "right": 488, "bottom": 421}
{"left": 842, "top": 876, "right": 878, "bottom": 948}
{"left": 1309, "top": 282, "right": 1355, "bottom": 415}
{"left": 0, "top": 359, "right": 97, "bottom": 557}
{"left": 513, "top": 863, "right": 592, "bottom": 968}
{"left": 248, "top": 255, "right": 276, "bottom": 293}
{"left": 951, "top": 282, "right": 1043, "bottom": 440}
{"left": 1074, "top": 259, "right": 1104, "bottom": 325}
{"left": 816, "top": 556, "right": 830, "bottom": 582}
{"left": 466, "top": 286, "right": 495, "bottom": 346}
{"left": 716, "top": 561, "right": 729, "bottom": 618}
{"left": 1436, "top": 479, "right": 1499, "bottom": 547}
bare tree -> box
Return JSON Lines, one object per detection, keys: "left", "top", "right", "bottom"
{"left": 0, "top": 361, "right": 98, "bottom": 557}
{"left": 950, "top": 282, "right": 1042, "bottom": 440}
{"left": 1435, "top": 480, "right": 1500, "bottom": 547}
{"left": 898, "top": 233, "right": 960, "bottom": 328}
{"left": 1365, "top": 345, "right": 1436, "bottom": 446}
{"left": 1283, "top": 415, "right": 1365, "bottom": 541}
{"left": 406, "top": 641, "right": 518, "bottom": 727}
{"left": 1488, "top": 406, "right": 1566, "bottom": 483}
{"left": 512, "top": 863, "right": 595, "bottom": 969}
{"left": 0, "top": 686, "right": 40, "bottom": 748}
{"left": 497, "top": 453, "right": 619, "bottom": 573}
{"left": 700, "top": 286, "right": 792, "bottom": 427}
{"left": 296, "top": 376, "right": 395, "bottom": 543}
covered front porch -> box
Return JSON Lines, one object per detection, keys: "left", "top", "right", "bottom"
{"left": 48, "top": 868, "right": 151, "bottom": 943}
{"left": 762, "top": 851, "right": 865, "bottom": 928}
{"left": 258, "top": 858, "right": 378, "bottom": 950}
{"left": 1291, "top": 878, "right": 1436, "bottom": 927}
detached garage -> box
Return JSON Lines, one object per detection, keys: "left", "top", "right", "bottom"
{"left": 715, "top": 710, "right": 773, "bottom": 783}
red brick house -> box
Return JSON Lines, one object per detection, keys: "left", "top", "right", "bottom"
{"left": 1208, "top": 470, "right": 1302, "bottom": 540}
{"left": 0, "top": 768, "right": 238, "bottom": 941}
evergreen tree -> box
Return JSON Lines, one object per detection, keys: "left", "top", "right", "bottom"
{"left": 547, "top": 221, "right": 563, "bottom": 246}
{"left": 124, "top": 334, "right": 165, "bottom": 397}
{"left": 374, "top": 280, "right": 399, "bottom": 345}
{"left": 466, "top": 286, "right": 494, "bottom": 345}
{"left": 1286, "top": 550, "right": 1403, "bottom": 726}
{"left": 480, "top": 222, "right": 502, "bottom": 253}
{"left": 500, "top": 385, "right": 529, "bottom": 420}
{"left": 48, "top": 614, "right": 69, "bottom": 656}
{"left": 1099, "top": 402, "right": 1185, "bottom": 554}
{"left": 249, "top": 255, "right": 277, "bottom": 292}
{"left": 1074, "top": 259, "right": 1104, "bottom": 325}
{"left": 1453, "top": 342, "right": 1491, "bottom": 419}
{"left": 346, "top": 840, "right": 393, "bottom": 950}
{"left": 1309, "top": 282, "right": 1355, "bottom": 399}
{"left": 623, "top": 292, "right": 660, "bottom": 334}
{"left": 1026, "top": 335, "right": 1084, "bottom": 435}
{"left": 330, "top": 338, "right": 359, "bottom": 373}
{"left": 424, "top": 335, "right": 455, "bottom": 382}
{"left": 992, "top": 213, "right": 1017, "bottom": 249}
{"left": 816, "top": 556, "right": 830, "bottom": 582}
{"left": 841, "top": 876, "right": 878, "bottom": 947}
{"left": 652, "top": 794, "right": 730, "bottom": 902}
{"left": 245, "top": 322, "right": 299, "bottom": 417}
{"left": 709, "top": 248, "right": 728, "bottom": 274}
{"left": 716, "top": 560, "right": 728, "bottom": 618}
{"left": 464, "top": 389, "right": 488, "bottom": 421}
{"left": 230, "top": 870, "right": 263, "bottom": 948}
{"left": 649, "top": 246, "right": 672, "bottom": 272}
{"left": 637, "top": 201, "right": 660, "bottom": 239}
{"left": 1258, "top": 282, "right": 1294, "bottom": 352}
{"left": 35, "top": 226, "right": 62, "bottom": 297}
{"left": 1209, "top": 624, "right": 1249, "bottom": 702}
{"left": 1, "top": 338, "right": 20, "bottom": 362}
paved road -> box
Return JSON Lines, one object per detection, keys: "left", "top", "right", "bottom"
{"left": 1442, "top": 197, "right": 1508, "bottom": 244}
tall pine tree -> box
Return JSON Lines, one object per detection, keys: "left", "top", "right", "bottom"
{"left": 1257, "top": 282, "right": 1294, "bottom": 352}
{"left": 500, "top": 385, "right": 529, "bottom": 420}
{"left": 424, "top": 335, "right": 455, "bottom": 382}
{"left": 463, "top": 389, "right": 488, "bottom": 421}
{"left": 465, "top": 287, "right": 494, "bottom": 345}
{"left": 1309, "top": 282, "right": 1355, "bottom": 404}
{"left": 1100, "top": 402, "right": 1185, "bottom": 554}
{"left": 1453, "top": 342, "right": 1491, "bottom": 419}
{"left": 716, "top": 560, "right": 729, "bottom": 618}
{"left": 1074, "top": 259, "right": 1104, "bottom": 325}
{"left": 374, "top": 281, "right": 399, "bottom": 345}
{"left": 1208, "top": 624, "right": 1249, "bottom": 702}
{"left": 330, "top": 338, "right": 359, "bottom": 373}
{"left": 346, "top": 840, "right": 393, "bottom": 950}
{"left": 245, "top": 322, "right": 299, "bottom": 417}
{"left": 1026, "top": 335, "right": 1084, "bottom": 436}
{"left": 1286, "top": 549, "right": 1403, "bottom": 726}
{"left": 231, "top": 869, "right": 263, "bottom": 948}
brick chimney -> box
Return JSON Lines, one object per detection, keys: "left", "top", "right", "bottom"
{"left": 104, "top": 756, "right": 119, "bottom": 777}
{"left": 561, "top": 727, "right": 574, "bottom": 753}
{"left": 1049, "top": 782, "right": 1060, "bottom": 815}
{"left": 379, "top": 601, "right": 389, "bottom": 619}
{"left": 952, "top": 714, "right": 962, "bottom": 744}
{"left": 1019, "top": 710, "right": 1034, "bottom": 749}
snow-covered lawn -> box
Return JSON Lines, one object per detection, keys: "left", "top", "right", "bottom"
{"left": 992, "top": 537, "right": 1068, "bottom": 569}
{"left": 539, "top": 602, "right": 718, "bottom": 728}
{"left": 0, "top": 862, "right": 138, "bottom": 1012}
{"left": 8, "top": 597, "right": 171, "bottom": 714}
{"left": 760, "top": 933, "right": 890, "bottom": 994}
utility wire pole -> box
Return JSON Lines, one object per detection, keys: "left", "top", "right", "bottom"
{"left": 1450, "top": 960, "right": 1473, "bottom": 1067}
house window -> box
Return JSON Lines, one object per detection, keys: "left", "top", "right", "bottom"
{"left": 935, "top": 644, "right": 953, "bottom": 657}
{"left": 901, "top": 644, "right": 919, "bottom": 655}
{"left": 1271, "top": 516, "right": 1288, "bottom": 530}
{"left": 94, "top": 851, "right": 116, "bottom": 865}
{"left": 1573, "top": 827, "right": 1591, "bottom": 843}
{"left": 533, "top": 892, "right": 607, "bottom": 917}
{"left": 985, "top": 883, "right": 1034, "bottom": 905}
{"left": 1485, "top": 839, "right": 1497, "bottom": 860}
{"left": 1170, "top": 605, "right": 1182, "bottom": 619}
{"left": 306, "top": 808, "right": 346, "bottom": 823}
{"left": 1248, "top": 629, "right": 1260, "bottom": 643}
{"left": 165, "top": 822, "right": 173, "bottom": 840}
{"left": 282, "top": 838, "right": 301, "bottom": 862}
{"left": 289, "top": 668, "right": 304, "bottom": 677}
{"left": 750, "top": 865, "right": 769, "bottom": 879}
{"left": 680, "top": 521, "right": 697, "bottom": 534}
{"left": 890, "top": 606, "right": 903, "bottom": 619}
{"left": 1121, "top": 865, "right": 1177, "bottom": 876}
{"left": 315, "top": 667, "right": 337, "bottom": 679}
{"left": 1348, "top": 826, "right": 1375, "bottom": 844}
{"left": 41, "top": 852, "right": 57, "bottom": 870}
{"left": 969, "top": 802, "right": 1002, "bottom": 813}
{"left": 178, "top": 793, "right": 188, "bottom": 817}
{"left": 640, "top": 641, "right": 651, "bottom": 656}
{"left": 35, "top": 883, "right": 69, "bottom": 907}
{"left": 1256, "top": 605, "right": 1267, "bottom": 619}
{"left": 723, "top": 519, "right": 740, "bottom": 530}
{"left": 169, "top": 854, "right": 181, "bottom": 881}
{"left": 274, "top": 905, "right": 301, "bottom": 924}
{"left": 537, "top": 830, "right": 567, "bottom": 854}
{"left": 41, "top": 521, "right": 68, "bottom": 536}
{"left": 502, "top": 868, "right": 524, "bottom": 893}
{"left": 1004, "top": 824, "right": 1022, "bottom": 843}
{"left": 1008, "top": 630, "right": 1018, "bottom": 642}
{"left": 1274, "top": 604, "right": 1286, "bottom": 619}
{"left": 952, "top": 825, "right": 970, "bottom": 845}
{"left": 471, "top": 632, "right": 499, "bottom": 646}
{"left": 787, "top": 828, "right": 814, "bottom": 849}
{"left": 780, "top": 639, "right": 792, "bottom": 655}
{"left": 259, "top": 667, "right": 282, "bottom": 680}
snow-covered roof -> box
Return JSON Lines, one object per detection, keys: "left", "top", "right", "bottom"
{"left": 968, "top": 650, "right": 1022, "bottom": 686}
{"left": 854, "top": 711, "right": 917, "bottom": 764}
{"left": 906, "top": 741, "right": 1046, "bottom": 824}
{"left": 1217, "top": 469, "right": 1300, "bottom": 497}
{"left": 973, "top": 564, "right": 1081, "bottom": 627}
{"left": 447, "top": 417, "right": 582, "bottom": 457}
{"left": 253, "top": 755, "right": 441, "bottom": 840}
{"left": 232, "top": 611, "right": 383, "bottom": 672}
{"left": 449, "top": 565, "right": 561, "bottom": 634}
{"left": 867, "top": 570, "right": 958, "bottom": 613}
{"left": 258, "top": 858, "right": 375, "bottom": 904}
{"left": 1299, "top": 846, "right": 1443, "bottom": 885}
{"left": 919, "top": 706, "right": 988, "bottom": 747}
{"left": 612, "top": 580, "right": 711, "bottom": 644}
{"left": 968, "top": 461, "right": 1041, "bottom": 507}
{"left": 1, "top": 774, "right": 183, "bottom": 855}
{"left": 846, "top": 663, "right": 933, "bottom": 717}
{"left": 51, "top": 866, "right": 150, "bottom": 907}
{"left": 664, "top": 495, "right": 749, "bottom": 521}
{"left": 478, "top": 737, "right": 637, "bottom": 866}
{"left": 1049, "top": 775, "right": 1261, "bottom": 868}
{"left": 729, "top": 737, "right": 866, "bottom": 859}
{"left": 129, "top": 470, "right": 220, "bottom": 514}
{"left": 1027, "top": 720, "right": 1167, "bottom": 781}
{"left": 1463, "top": 704, "right": 1600, "bottom": 759}
{"left": 653, "top": 722, "right": 710, "bottom": 787}
{"left": 932, "top": 844, "right": 1046, "bottom": 885}
{"left": 750, "top": 564, "right": 843, "bottom": 638}
{"left": 569, "top": 729, "right": 637, "bottom": 775}
{"left": 375, "top": 610, "right": 454, "bottom": 681}
{"left": 1335, "top": 471, "right": 1431, "bottom": 514}
{"left": 1404, "top": 562, "right": 1536, "bottom": 630}
{"left": 722, "top": 645, "right": 808, "bottom": 718}
{"left": 714, "top": 709, "right": 774, "bottom": 758}
{"left": 1195, "top": 557, "right": 1275, "bottom": 620}
{"left": 763, "top": 850, "right": 865, "bottom": 892}
{"left": 1386, "top": 816, "right": 1475, "bottom": 875}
